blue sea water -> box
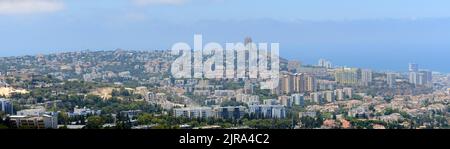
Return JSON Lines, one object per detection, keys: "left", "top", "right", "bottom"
{"left": 281, "top": 44, "right": 450, "bottom": 73}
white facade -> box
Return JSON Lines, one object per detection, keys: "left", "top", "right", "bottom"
{"left": 291, "top": 94, "right": 305, "bottom": 106}
{"left": 17, "top": 107, "right": 45, "bottom": 116}
{"left": 361, "top": 69, "right": 373, "bottom": 86}
{"left": 174, "top": 107, "right": 214, "bottom": 119}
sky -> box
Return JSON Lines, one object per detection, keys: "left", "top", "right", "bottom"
{"left": 0, "top": 0, "right": 450, "bottom": 72}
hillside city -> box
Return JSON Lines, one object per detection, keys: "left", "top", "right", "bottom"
{"left": 1, "top": 46, "right": 449, "bottom": 129}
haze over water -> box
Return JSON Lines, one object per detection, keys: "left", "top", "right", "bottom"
{"left": 1, "top": 0, "right": 449, "bottom": 73}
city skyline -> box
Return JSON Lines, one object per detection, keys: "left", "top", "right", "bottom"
{"left": 0, "top": 47, "right": 443, "bottom": 74}
{"left": 1, "top": 49, "right": 448, "bottom": 130}
{"left": 2, "top": 1, "right": 450, "bottom": 146}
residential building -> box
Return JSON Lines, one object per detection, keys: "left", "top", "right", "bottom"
{"left": 409, "top": 71, "right": 419, "bottom": 85}
{"left": 291, "top": 94, "right": 305, "bottom": 106}
{"left": 305, "top": 75, "right": 317, "bottom": 92}
{"left": 335, "top": 89, "right": 344, "bottom": 101}
{"left": 214, "top": 90, "right": 235, "bottom": 97}
{"left": 174, "top": 107, "right": 214, "bottom": 119}
{"left": 361, "top": 69, "right": 373, "bottom": 86}
{"left": 263, "top": 99, "right": 279, "bottom": 105}
{"left": 323, "top": 91, "right": 335, "bottom": 103}
{"left": 317, "top": 80, "right": 336, "bottom": 91}
{"left": 236, "top": 94, "right": 260, "bottom": 105}
{"left": 243, "top": 82, "right": 255, "bottom": 94}
{"left": 193, "top": 90, "right": 210, "bottom": 96}
{"left": 293, "top": 73, "right": 306, "bottom": 93}
{"left": 279, "top": 73, "right": 294, "bottom": 94}
{"left": 248, "top": 105, "right": 286, "bottom": 118}
{"left": 17, "top": 107, "right": 46, "bottom": 116}
{"left": 69, "top": 106, "right": 101, "bottom": 117}
{"left": 343, "top": 88, "right": 353, "bottom": 99}
{"left": 409, "top": 63, "right": 419, "bottom": 72}
{"left": 310, "top": 92, "right": 322, "bottom": 104}
{"left": 288, "top": 60, "right": 302, "bottom": 72}
{"left": 278, "top": 96, "right": 292, "bottom": 107}
{"left": 318, "top": 59, "right": 332, "bottom": 69}
{"left": 419, "top": 70, "right": 432, "bottom": 86}
{"left": 386, "top": 73, "right": 397, "bottom": 88}
{"left": 299, "top": 112, "right": 317, "bottom": 118}
{"left": 0, "top": 98, "right": 13, "bottom": 114}
{"left": 9, "top": 113, "right": 58, "bottom": 129}
{"left": 334, "top": 67, "right": 360, "bottom": 85}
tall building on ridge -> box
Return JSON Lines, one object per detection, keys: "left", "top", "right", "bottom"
{"left": 305, "top": 75, "right": 317, "bottom": 92}
{"left": 408, "top": 63, "right": 432, "bottom": 87}
{"left": 323, "top": 91, "right": 335, "bottom": 103}
{"left": 418, "top": 70, "right": 432, "bottom": 87}
{"left": 409, "top": 63, "right": 419, "bottom": 72}
{"left": 318, "top": 59, "right": 332, "bottom": 69}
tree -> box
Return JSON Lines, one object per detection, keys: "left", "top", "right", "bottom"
{"left": 0, "top": 112, "right": 6, "bottom": 127}
{"left": 0, "top": 124, "right": 8, "bottom": 129}
{"left": 352, "top": 94, "right": 363, "bottom": 100}
{"left": 137, "top": 113, "right": 153, "bottom": 125}
{"left": 58, "top": 111, "right": 69, "bottom": 125}
{"left": 86, "top": 116, "right": 105, "bottom": 129}
{"left": 300, "top": 117, "right": 320, "bottom": 129}
{"left": 115, "top": 113, "right": 132, "bottom": 129}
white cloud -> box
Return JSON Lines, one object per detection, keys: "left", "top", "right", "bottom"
{"left": 0, "top": 0, "right": 64, "bottom": 15}
{"left": 132, "top": 0, "right": 188, "bottom": 6}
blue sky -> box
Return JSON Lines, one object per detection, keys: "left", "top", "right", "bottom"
{"left": 1, "top": 0, "right": 450, "bottom": 72}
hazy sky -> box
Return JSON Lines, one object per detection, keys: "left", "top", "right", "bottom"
{"left": 1, "top": 0, "right": 449, "bottom": 72}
